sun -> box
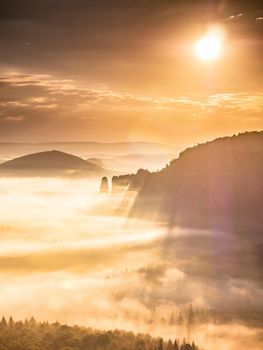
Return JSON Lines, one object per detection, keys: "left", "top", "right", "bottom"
{"left": 195, "top": 30, "right": 223, "bottom": 62}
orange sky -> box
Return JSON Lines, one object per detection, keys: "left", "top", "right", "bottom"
{"left": 0, "top": 0, "right": 262, "bottom": 146}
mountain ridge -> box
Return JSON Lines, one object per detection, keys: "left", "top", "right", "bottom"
{"left": 0, "top": 150, "right": 105, "bottom": 176}
{"left": 112, "top": 131, "right": 263, "bottom": 230}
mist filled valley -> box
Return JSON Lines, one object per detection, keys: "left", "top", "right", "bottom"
{"left": 0, "top": 163, "right": 262, "bottom": 349}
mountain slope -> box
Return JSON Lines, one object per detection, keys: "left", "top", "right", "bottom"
{"left": 0, "top": 150, "right": 104, "bottom": 176}
{"left": 127, "top": 131, "right": 263, "bottom": 229}
{"left": 0, "top": 141, "right": 175, "bottom": 160}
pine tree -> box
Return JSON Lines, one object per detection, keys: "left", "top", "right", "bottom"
{"left": 158, "top": 338, "right": 164, "bottom": 350}
{"left": 167, "top": 339, "right": 173, "bottom": 350}
{"left": 8, "top": 316, "right": 14, "bottom": 329}
{"left": 29, "top": 316, "right": 37, "bottom": 328}
{"left": 170, "top": 312, "right": 175, "bottom": 325}
{"left": 0, "top": 316, "right": 7, "bottom": 331}
{"left": 177, "top": 311, "right": 183, "bottom": 325}
{"left": 173, "top": 339, "right": 179, "bottom": 350}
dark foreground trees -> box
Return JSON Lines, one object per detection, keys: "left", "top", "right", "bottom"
{"left": 0, "top": 316, "right": 201, "bottom": 350}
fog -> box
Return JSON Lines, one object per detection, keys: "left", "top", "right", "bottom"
{"left": 0, "top": 177, "right": 262, "bottom": 350}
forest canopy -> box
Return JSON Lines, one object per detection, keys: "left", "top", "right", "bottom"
{"left": 0, "top": 317, "right": 200, "bottom": 350}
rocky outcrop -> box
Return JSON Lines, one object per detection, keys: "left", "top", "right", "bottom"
{"left": 111, "top": 174, "right": 134, "bottom": 192}
{"left": 100, "top": 176, "right": 109, "bottom": 193}
{"left": 129, "top": 169, "right": 151, "bottom": 191}
{"left": 111, "top": 169, "right": 151, "bottom": 192}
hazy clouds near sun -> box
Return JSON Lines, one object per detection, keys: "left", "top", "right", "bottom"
{"left": 0, "top": 0, "right": 262, "bottom": 144}
{"left": 1, "top": 1, "right": 262, "bottom": 91}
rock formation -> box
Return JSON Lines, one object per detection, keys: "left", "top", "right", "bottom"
{"left": 100, "top": 176, "right": 109, "bottom": 193}
{"left": 111, "top": 169, "right": 151, "bottom": 192}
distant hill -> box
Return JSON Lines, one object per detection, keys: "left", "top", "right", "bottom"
{"left": 87, "top": 154, "right": 173, "bottom": 173}
{"left": 0, "top": 150, "right": 105, "bottom": 176}
{"left": 86, "top": 157, "right": 105, "bottom": 168}
{"left": 0, "top": 142, "right": 175, "bottom": 160}
{"left": 113, "top": 132, "right": 263, "bottom": 230}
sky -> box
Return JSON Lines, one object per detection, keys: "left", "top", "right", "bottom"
{"left": 0, "top": 0, "right": 262, "bottom": 145}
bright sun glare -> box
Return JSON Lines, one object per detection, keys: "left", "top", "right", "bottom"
{"left": 195, "top": 30, "right": 223, "bottom": 62}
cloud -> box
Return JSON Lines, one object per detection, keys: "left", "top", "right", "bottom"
{"left": 0, "top": 71, "right": 262, "bottom": 143}
{"left": 1, "top": 72, "right": 263, "bottom": 114}
{"left": 0, "top": 1, "right": 262, "bottom": 98}
{"left": 2, "top": 115, "right": 25, "bottom": 122}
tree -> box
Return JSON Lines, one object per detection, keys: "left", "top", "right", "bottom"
{"left": 167, "top": 339, "right": 173, "bottom": 350}
{"left": 8, "top": 317, "right": 14, "bottom": 329}
{"left": 173, "top": 340, "right": 179, "bottom": 350}
{"left": 170, "top": 312, "right": 175, "bottom": 325}
{"left": 0, "top": 316, "right": 7, "bottom": 331}
{"left": 0, "top": 316, "right": 202, "bottom": 350}
{"left": 96, "top": 333, "right": 111, "bottom": 348}
{"left": 177, "top": 311, "right": 183, "bottom": 326}
{"left": 29, "top": 316, "right": 37, "bottom": 328}
{"left": 158, "top": 338, "right": 164, "bottom": 350}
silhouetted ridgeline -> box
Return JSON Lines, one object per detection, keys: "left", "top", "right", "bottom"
{"left": 112, "top": 132, "right": 263, "bottom": 229}
{"left": 0, "top": 150, "right": 105, "bottom": 177}
{"left": 112, "top": 169, "right": 151, "bottom": 192}
{"left": 0, "top": 317, "right": 201, "bottom": 350}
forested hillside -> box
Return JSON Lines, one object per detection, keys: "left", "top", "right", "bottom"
{"left": 0, "top": 317, "right": 200, "bottom": 350}
{"left": 125, "top": 132, "right": 263, "bottom": 229}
